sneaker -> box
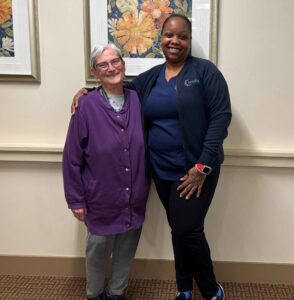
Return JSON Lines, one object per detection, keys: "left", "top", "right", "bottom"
{"left": 175, "top": 291, "right": 192, "bottom": 300}
{"left": 87, "top": 292, "right": 106, "bottom": 300}
{"left": 210, "top": 284, "right": 225, "bottom": 300}
{"left": 105, "top": 294, "right": 126, "bottom": 300}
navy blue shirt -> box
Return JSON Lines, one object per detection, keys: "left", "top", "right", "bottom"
{"left": 144, "top": 67, "right": 186, "bottom": 180}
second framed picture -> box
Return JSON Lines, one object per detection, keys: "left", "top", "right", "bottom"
{"left": 84, "top": 0, "right": 218, "bottom": 82}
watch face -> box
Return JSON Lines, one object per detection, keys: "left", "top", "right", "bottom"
{"left": 196, "top": 164, "right": 211, "bottom": 174}
{"left": 203, "top": 166, "right": 211, "bottom": 174}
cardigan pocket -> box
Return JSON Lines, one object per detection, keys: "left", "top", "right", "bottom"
{"left": 85, "top": 179, "right": 97, "bottom": 203}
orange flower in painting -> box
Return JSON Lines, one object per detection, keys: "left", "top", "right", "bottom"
{"left": 0, "top": 0, "right": 12, "bottom": 24}
{"left": 114, "top": 10, "right": 158, "bottom": 55}
{"left": 141, "top": 0, "right": 173, "bottom": 29}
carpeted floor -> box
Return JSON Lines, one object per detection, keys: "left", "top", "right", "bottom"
{"left": 0, "top": 275, "right": 293, "bottom": 299}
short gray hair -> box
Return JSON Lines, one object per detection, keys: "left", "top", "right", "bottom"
{"left": 90, "top": 43, "right": 123, "bottom": 69}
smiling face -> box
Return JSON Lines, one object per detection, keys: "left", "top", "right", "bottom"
{"left": 161, "top": 17, "right": 191, "bottom": 66}
{"left": 91, "top": 48, "right": 125, "bottom": 91}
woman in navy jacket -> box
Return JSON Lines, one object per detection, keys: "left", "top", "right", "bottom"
{"left": 72, "top": 14, "right": 231, "bottom": 300}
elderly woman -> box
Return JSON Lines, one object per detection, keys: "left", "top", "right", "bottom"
{"left": 62, "top": 44, "right": 150, "bottom": 300}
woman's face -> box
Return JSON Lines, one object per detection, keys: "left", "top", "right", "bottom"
{"left": 91, "top": 48, "right": 125, "bottom": 89}
{"left": 161, "top": 17, "right": 191, "bottom": 65}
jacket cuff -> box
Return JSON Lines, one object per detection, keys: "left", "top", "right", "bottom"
{"left": 197, "top": 152, "right": 214, "bottom": 167}
{"left": 68, "top": 203, "right": 86, "bottom": 209}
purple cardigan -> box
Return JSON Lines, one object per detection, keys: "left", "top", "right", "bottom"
{"left": 62, "top": 88, "right": 150, "bottom": 235}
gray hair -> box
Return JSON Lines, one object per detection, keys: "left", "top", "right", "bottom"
{"left": 90, "top": 43, "right": 123, "bottom": 69}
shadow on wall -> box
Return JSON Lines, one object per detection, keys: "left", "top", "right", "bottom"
{"left": 136, "top": 182, "right": 173, "bottom": 260}
{"left": 205, "top": 103, "right": 261, "bottom": 260}
{"left": 74, "top": 220, "right": 87, "bottom": 257}
{"left": 224, "top": 104, "right": 257, "bottom": 151}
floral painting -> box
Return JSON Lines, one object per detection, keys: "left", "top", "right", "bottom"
{"left": 107, "top": 0, "right": 192, "bottom": 58}
{"left": 0, "top": 0, "right": 14, "bottom": 57}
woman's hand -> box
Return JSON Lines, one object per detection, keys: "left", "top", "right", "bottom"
{"left": 72, "top": 208, "right": 87, "bottom": 221}
{"left": 177, "top": 167, "right": 207, "bottom": 199}
{"left": 71, "top": 88, "right": 88, "bottom": 114}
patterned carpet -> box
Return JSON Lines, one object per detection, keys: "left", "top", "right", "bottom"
{"left": 0, "top": 275, "right": 293, "bottom": 300}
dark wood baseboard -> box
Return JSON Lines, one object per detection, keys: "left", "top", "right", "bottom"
{"left": 0, "top": 255, "right": 293, "bottom": 284}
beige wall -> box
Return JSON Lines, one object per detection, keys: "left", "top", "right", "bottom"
{"left": 0, "top": 0, "right": 294, "bottom": 266}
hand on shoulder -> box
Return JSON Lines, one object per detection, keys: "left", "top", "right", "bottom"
{"left": 71, "top": 88, "right": 90, "bottom": 115}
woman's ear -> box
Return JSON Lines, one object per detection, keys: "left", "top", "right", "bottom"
{"left": 90, "top": 68, "right": 98, "bottom": 79}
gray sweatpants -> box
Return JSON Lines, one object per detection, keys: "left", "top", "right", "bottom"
{"left": 86, "top": 227, "right": 142, "bottom": 298}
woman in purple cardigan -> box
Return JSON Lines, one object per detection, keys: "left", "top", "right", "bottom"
{"left": 62, "top": 44, "right": 150, "bottom": 300}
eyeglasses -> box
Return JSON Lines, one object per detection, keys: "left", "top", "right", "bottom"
{"left": 95, "top": 58, "right": 122, "bottom": 70}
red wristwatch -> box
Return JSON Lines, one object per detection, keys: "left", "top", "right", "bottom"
{"left": 195, "top": 163, "right": 212, "bottom": 175}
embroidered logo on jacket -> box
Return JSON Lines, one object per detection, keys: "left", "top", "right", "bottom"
{"left": 184, "top": 78, "right": 200, "bottom": 87}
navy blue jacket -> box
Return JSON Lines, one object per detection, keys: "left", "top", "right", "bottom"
{"left": 129, "top": 56, "right": 231, "bottom": 171}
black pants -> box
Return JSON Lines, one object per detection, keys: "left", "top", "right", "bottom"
{"left": 153, "top": 166, "right": 220, "bottom": 299}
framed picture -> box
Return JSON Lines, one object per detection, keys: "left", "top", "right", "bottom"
{"left": 84, "top": 0, "right": 218, "bottom": 82}
{"left": 0, "top": 0, "right": 40, "bottom": 82}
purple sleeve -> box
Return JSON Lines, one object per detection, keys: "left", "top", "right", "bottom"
{"left": 62, "top": 109, "right": 88, "bottom": 209}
